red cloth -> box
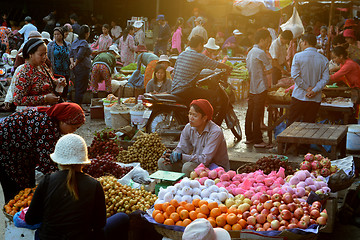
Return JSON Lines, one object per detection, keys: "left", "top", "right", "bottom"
{"left": 330, "top": 58, "right": 360, "bottom": 88}
{"left": 39, "top": 102, "right": 85, "bottom": 125}
{"left": 190, "top": 99, "right": 214, "bottom": 120}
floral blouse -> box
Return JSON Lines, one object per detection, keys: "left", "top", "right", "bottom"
{"left": 0, "top": 110, "right": 60, "bottom": 188}
{"left": 92, "top": 34, "right": 112, "bottom": 52}
{"left": 119, "top": 35, "right": 136, "bottom": 67}
{"left": 13, "top": 62, "right": 56, "bottom": 106}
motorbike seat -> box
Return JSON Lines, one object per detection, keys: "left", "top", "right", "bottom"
{"left": 147, "top": 93, "right": 185, "bottom": 104}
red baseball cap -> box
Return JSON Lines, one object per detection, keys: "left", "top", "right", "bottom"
{"left": 190, "top": 99, "right": 214, "bottom": 120}
{"left": 344, "top": 19, "right": 357, "bottom": 28}
{"left": 343, "top": 29, "right": 356, "bottom": 40}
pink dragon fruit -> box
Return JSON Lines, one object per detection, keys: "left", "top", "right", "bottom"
{"left": 300, "top": 161, "right": 312, "bottom": 171}
{"left": 320, "top": 158, "right": 331, "bottom": 169}
{"left": 311, "top": 160, "right": 321, "bottom": 170}
{"left": 314, "top": 154, "right": 324, "bottom": 161}
{"left": 304, "top": 153, "right": 314, "bottom": 162}
{"left": 320, "top": 168, "right": 330, "bottom": 177}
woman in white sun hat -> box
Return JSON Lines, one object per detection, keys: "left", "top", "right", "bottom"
{"left": 182, "top": 218, "right": 231, "bottom": 240}
{"left": 202, "top": 37, "right": 220, "bottom": 60}
{"left": 133, "top": 20, "right": 145, "bottom": 47}
{"left": 24, "top": 133, "right": 129, "bottom": 240}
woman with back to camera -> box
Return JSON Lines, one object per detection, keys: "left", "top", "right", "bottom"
{"left": 118, "top": 25, "right": 136, "bottom": 66}
{"left": 25, "top": 133, "right": 129, "bottom": 240}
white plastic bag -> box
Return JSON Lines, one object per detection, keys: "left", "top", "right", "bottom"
{"left": 280, "top": 7, "right": 304, "bottom": 38}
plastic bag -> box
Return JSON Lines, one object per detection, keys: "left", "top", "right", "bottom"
{"left": 280, "top": 7, "right": 304, "bottom": 38}
{"left": 132, "top": 167, "right": 151, "bottom": 185}
{"left": 13, "top": 211, "right": 42, "bottom": 230}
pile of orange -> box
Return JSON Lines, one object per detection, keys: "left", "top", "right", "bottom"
{"left": 152, "top": 199, "right": 247, "bottom": 230}
{"left": 3, "top": 187, "right": 36, "bottom": 216}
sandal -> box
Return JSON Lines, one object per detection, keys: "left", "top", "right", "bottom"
{"left": 254, "top": 142, "right": 267, "bottom": 148}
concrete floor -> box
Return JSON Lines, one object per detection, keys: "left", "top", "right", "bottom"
{"left": 1, "top": 100, "right": 360, "bottom": 239}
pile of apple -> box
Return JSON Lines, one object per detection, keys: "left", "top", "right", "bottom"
{"left": 300, "top": 153, "right": 338, "bottom": 177}
{"left": 225, "top": 192, "right": 328, "bottom": 230}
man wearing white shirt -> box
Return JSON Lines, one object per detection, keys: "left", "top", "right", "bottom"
{"left": 110, "top": 20, "right": 122, "bottom": 42}
{"left": 18, "top": 16, "right": 37, "bottom": 42}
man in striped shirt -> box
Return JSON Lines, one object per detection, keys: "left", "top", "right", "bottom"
{"left": 171, "top": 36, "right": 231, "bottom": 124}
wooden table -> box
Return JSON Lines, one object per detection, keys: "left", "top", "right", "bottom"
{"left": 276, "top": 122, "right": 348, "bottom": 159}
{"left": 267, "top": 103, "right": 353, "bottom": 144}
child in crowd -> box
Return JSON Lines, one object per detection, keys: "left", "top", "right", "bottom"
{"left": 146, "top": 64, "right": 172, "bottom": 94}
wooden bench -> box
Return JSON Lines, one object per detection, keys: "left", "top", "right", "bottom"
{"left": 277, "top": 122, "right": 348, "bottom": 159}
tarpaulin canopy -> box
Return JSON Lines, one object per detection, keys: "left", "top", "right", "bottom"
{"left": 234, "top": 0, "right": 293, "bottom": 16}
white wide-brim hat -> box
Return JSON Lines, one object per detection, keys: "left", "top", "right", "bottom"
{"left": 158, "top": 54, "right": 170, "bottom": 63}
{"left": 50, "top": 134, "right": 91, "bottom": 165}
{"left": 109, "top": 45, "right": 120, "bottom": 58}
{"left": 9, "top": 49, "right": 18, "bottom": 59}
{"left": 204, "top": 37, "right": 220, "bottom": 50}
{"left": 41, "top": 31, "right": 52, "bottom": 42}
{"left": 233, "top": 29, "right": 243, "bottom": 36}
{"left": 182, "top": 219, "right": 231, "bottom": 240}
{"left": 133, "top": 21, "right": 143, "bottom": 29}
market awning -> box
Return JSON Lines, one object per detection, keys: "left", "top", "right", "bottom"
{"left": 233, "top": 0, "right": 293, "bottom": 16}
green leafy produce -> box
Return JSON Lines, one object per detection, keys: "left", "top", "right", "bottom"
{"left": 225, "top": 61, "right": 233, "bottom": 67}
{"left": 121, "top": 63, "right": 138, "bottom": 70}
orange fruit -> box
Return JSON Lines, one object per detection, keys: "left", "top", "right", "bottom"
{"left": 180, "top": 209, "right": 189, "bottom": 220}
{"left": 208, "top": 202, "right": 218, "bottom": 210}
{"left": 195, "top": 208, "right": 201, "bottom": 214}
{"left": 226, "top": 213, "right": 238, "bottom": 225}
{"left": 154, "top": 213, "right": 165, "bottom": 224}
{"left": 176, "top": 206, "right": 185, "bottom": 214}
{"left": 179, "top": 201, "right": 188, "bottom": 207}
{"left": 189, "top": 211, "right": 197, "bottom": 220}
{"left": 200, "top": 204, "right": 210, "bottom": 215}
{"left": 166, "top": 205, "right": 175, "bottom": 215}
{"left": 182, "top": 218, "right": 192, "bottom": 227}
{"left": 198, "top": 200, "right": 208, "bottom": 207}
{"left": 192, "top": 199, "right": 200, "bottom": 207}
{"left": 170, "top": 199, "right": 179, "bottom": 208}
{"left": 228, "top": 206, "right": 238, "bottom": 214}
{"left": 170, "top": 212, "right": 180, "bottom": 222}
{"left": 219, "top": 204, "right": 228, "bottom": 213}
{"left": 224, "top": 224, "right": 232, "bottom": 231}
{"left": 210, "top": 208, "right": 222, "bottom": 218}
{"left": 154, "top": 203, "right": 163, "bottom": 211}
{"left": 208, "top": 217, "right": 217, "bottom": 227}
{"left": 176, "top": 220, "right": 183, "bottom": 226}
{"left": 152, "top": 210, "right": 161, "bottom": 218}
{"left": 197, "top": 212, "right": 207, "bottom": 219}
{"left": 162, "top": 202, "right": 170, "bottom": 212}
{"left": 164, "top": 219, "right": 175, "bottom": 225}
{"left": 238, "top": 219, "right": 247, "bottom": 228}
{"left": 232, "top": 223, "right": 242, "bottom": 231}
{"left": 185, "top": 203, "right": 195, "bottom": 212}
{"left": 163, "top": 212, "right": 170, "bottom": 219}
{"left": 216, "top": 215, "right": 226, "bottom": 227}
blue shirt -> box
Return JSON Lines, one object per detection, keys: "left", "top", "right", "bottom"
{"left": 291, "top": 47, "right": 329, "bottom": 102}
{"left": 171, "top": 48, "right": 218, "bottom": 94}
{"left": 246, "top": 45, "right": 272, "bottom": 94}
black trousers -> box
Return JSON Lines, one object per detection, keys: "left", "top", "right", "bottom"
{"left": 288, "top": 97, "right": 321, "bottom": 127}
{"left": 174, "top": 87, "right": 228, "bottom": 125}
{"left": 245, "top": 91, "right": 267, "bottom": 144}
{"left": 73, "top": 67, "right": 90, "bottom": 105}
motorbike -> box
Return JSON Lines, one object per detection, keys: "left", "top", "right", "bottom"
{"left": 142, "top": 70, "right": 242, "bottom": 141}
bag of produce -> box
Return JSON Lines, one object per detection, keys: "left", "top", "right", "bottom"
{"left": 13, "top": 209, "right": 42, "bottom": 230}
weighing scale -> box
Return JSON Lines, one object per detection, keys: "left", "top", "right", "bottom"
{"left": 149, "top": 170, "right": 185, "bottom": 195}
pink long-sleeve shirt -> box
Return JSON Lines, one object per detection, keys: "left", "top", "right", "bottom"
{"left": 171, "top": 27, "right": 182, "bottom": 54}
{"left": 330, "top": 58, "right": 360, "bottom": 88}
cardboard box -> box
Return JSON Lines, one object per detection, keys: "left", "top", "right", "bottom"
{"left": 90, "top": 98, "right": 104, "bottom": 119}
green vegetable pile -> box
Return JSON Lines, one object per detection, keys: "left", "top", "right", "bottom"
{"left": 226, "top": 61, "right": 248, "bottom": 79}
{"left": 121, "top": 63, "right": 146, "bottom": 74}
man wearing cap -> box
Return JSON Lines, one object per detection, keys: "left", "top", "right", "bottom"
{"left": 188, "top": 17, "right": 208, "bottom": 42}
{"left": 18, "top": 16, "right": 38, "bottom": 42}
{"left": 154, "top": 15, "right": 171, "bottom": 56}
{"left": 158, "top": 99, "right": 230, "bottom": 176}
{"left": 269, "top": 30, "right": 293, "bottom": 85}
{"left": 171, "top": 36, "right": 232, "bottom": 125}
{"left": 222, "top": 29, "right": 245, "bottom": 56}
{"left": 133, "top": 20, "right": 145, "bottom": 47}
{"left": 202, "top": 37, "right": 220, "bottom": 60}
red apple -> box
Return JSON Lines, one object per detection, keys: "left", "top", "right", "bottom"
{"left": 259, "top": 194, "right": 270, "bottom": 203}
{"left": 271, "top": 220, "right": 280, "bottom": 230}
{"left": 281, "top": 210, "right": 292, "bottom": 220}
{"left": 261, "top": 209, "right": 270, "bottom": 216}
{"left": 279, "top": 226, "right": 286, "bottom": 231}
{"left": 310, "top": 219, "right": 317, "bottom": 225}
{"left": 255, "top": 223, "right": 262, "bottom": 229}
{"left": 247, "top": 216, "right": 256, "bottom": 225}
{"left": 267, "top": 213, "right": 277, "bottom": 223}
{"left": 288, "top": 203, "right": 296, "bottom": 212}
{"left": 270, "top": 206, "right": 279, "bottom": 215}
{"left": 257, "top": 203, "right": 264, "bottom": 212}
{"left": 273, "top": 201, "right": 281, "bottom": 208}
{"left": 283, "top": 193, "right": 293, "bottom": 204}
{"left": 250, "top": 205, "right": 257, "bottom": 211}
{"left": 243, "top": 211, "right": 251, "bottom": 219}
{"left": 297, "top": 220, "right": 308, "bottom": 229}
{"left": 256, "top": 214, "right": 266, "bottom": 224}
{"left": 267, "top": 228, "right": 273, "bottom": 231}
{"left": 264, "top": 200, "right": 273, "bottom": 210}
{"left": 310, "top": 209, "right": 320, "bottom": 219}
{"left": 312, "top": 201, "right": 322, "bottom": 209}
{"left": 253, "top": 200, "right": 260, "bottom": 206}
{"left": 290, "top": 218, "right": 299, "bottom": 224}
{"left": 263, "top": 222, "right": 271, "bottom": 230}
{"left": 317, "top": 216, "right": 327, "bottom": 225}
{"left": 294, "top": 208, "right": 304, "bottom": 219}
{"left": 271, "top": 193, "right": 282, "bottom": 202}
{"left": 301, "top": 215, "right": 310, "bottom": 224}
{"left": 250, "top": 209, "right": 258, "bottom": 216}
{"left": 320, "top": 211, "right": 328, "bottom": 219}
{"left": 246, "top": 225, "right": 255, "bottom": 230}
{"left": 257, "top": 227, "right": 265, "bottom": 231}
{"left": 280, "top": 220, "right": 289, "bottom": 226}
{"left": 287, "top": 223, "right": 297, "bottom": 229}
{"left": 279, "top": 204, "right": 289, "bottom": 211}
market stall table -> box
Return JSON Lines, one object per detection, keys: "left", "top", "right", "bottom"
{"left": 276, "top": 122, "right": 347, "bottom": 159}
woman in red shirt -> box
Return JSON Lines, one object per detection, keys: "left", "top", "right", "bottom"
{"left": 330, "top": 46, "right": 360, "bottom": 120}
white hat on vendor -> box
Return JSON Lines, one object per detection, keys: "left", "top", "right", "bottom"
{"left": 233, "top": 29, "right": 243, "bottom": 36}
{"left": 50, "top": 134, "right": 91, "bottom": 165}
{"left": 158, "top": 55, "right": 170, "bottom": 64}
{"left": 41, "top": 31, "right": 52, "bottom": 43}
{"left": 109, "top": 44, "right": 120, "bottom": 58}
{"left": 9, "top": 49, "right": 18, "bottom": 59}
{"left": 182, "top": 218, "right": 231, "bottom": 240}
{"left": 204, "top": 37, "right": 220, "bottom": 50}
{"left": 133, "top": 21, "right": 143, "bottom": 29}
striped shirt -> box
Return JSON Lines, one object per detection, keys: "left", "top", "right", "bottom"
{"left": 171, "top": 48, "right": 218, "bottom": 93}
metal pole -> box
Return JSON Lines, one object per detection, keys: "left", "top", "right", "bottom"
{"left": 156, "top": 0, "right": 160, "bottom": 17}
{"left": 327, "top": 0, "right": 334, "bottom": 59}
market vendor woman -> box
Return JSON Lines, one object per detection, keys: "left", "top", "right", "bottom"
{"left": 158, "top": 99, "right": 229, "bottom": 177}
{"left": 0, "top": 102, "right": 85, "bottom": 202}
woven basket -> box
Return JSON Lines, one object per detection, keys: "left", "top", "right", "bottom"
{"left": 154, "top": 225, "right": 183, "bottom": 240}
{"left": 329, "top": 175, "right": 355, "bottom": 193}
{"left": 2, "top": 208, "right": 13, "bottom": 221}
{"left": 236, "top": 163, "right": 257, "bottom": 174}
